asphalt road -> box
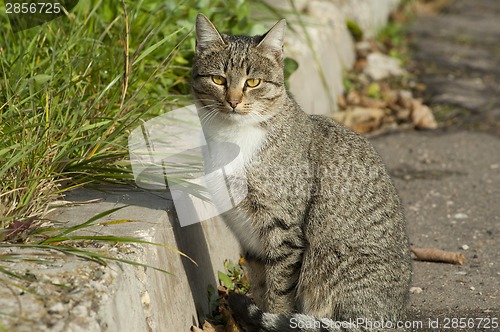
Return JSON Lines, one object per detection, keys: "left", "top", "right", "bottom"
{"left": 370, "top": 0, "right": 500, "bottom": 330}
{"left": 410, "top": 0, "right": 500, "bottom": 135}
{"left": 372, "top": 131, "right": 499, "bottom": 331}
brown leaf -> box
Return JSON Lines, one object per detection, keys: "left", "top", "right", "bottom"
{"left": 337, "top": 94, "right": 347, "bottom": 109}
{"left": 396, "top": 107, "right": 412, "bottom": 122}
{"left": 397, "top": 90, "right": 414, "bottom": 110}
{"left": 1, "top": 216, "right": 38, "bottom": 242}
{"left": 353, "top": 59, "right": 367, "bottom": 71}
{"left": 339, "top": 107, "right": 386, "bottom": 134}
{"left": 238, "top": 257, "right": 245, "bottom": 266}
{"left": 411, "top": 247, "right": 465, "bottom": 265}
{"left": 411, "top": 99, "right": 438, "bottom": 129}
{"left": 220, "top": 306, "right": 243, "bottom": 332}
{"left": 202, "top": 321, "right": 218, "bottom": 332}
{"left": 346, "top": 90, "right": 361, "bottom": 105}
{"left": 382, "top": 88, "right": 398, "bottom": 105}
{"left": 190, "top": 321, "right": 223, "bottom": 332}
{"left": 360, "top": 96, "right": 387, "bottom": 109}
{"left": 217, "top": 285, "right": 229, "bottom": 295}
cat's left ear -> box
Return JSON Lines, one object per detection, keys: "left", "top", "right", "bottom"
{"left": 195, "top": 13, "right": 226, "bottom": 53}
{"left": 257, "top": 19, "right": 286, "bottom": 58}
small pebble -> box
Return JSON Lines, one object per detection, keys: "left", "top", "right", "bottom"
{"left": 454, "top": 213, "right": 468, "bottom": 219}
{"left": 141, "top": 291, "right": 151, "bottom": 306}
{"left": 410, "top": 287, "right": 423, "bottom": 294}
{"left": 72, "top": 305, "right": 88, "bottom": 317}
{"left": 461, "top": 244, "right": 469, "bottom": 250}
{"left": 470, "top": 286, "right": 475, "bottom": 291}
{"left": 48, "top": 303, "right": 65, "bottom": 314}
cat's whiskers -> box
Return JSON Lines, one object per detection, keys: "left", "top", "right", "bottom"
{"left": 247, "top": 106, "right": 269, "bottom": 123}
{"left": 199, "top": 108, "right": 219, "bottom": 126}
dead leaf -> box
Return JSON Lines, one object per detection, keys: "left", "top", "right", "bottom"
{"left": 360, "top": 96, "right": 387, "bottom": 109}
{"left": 353, "top": 59, "right": 367, "bottom": 71}
{"left": 1, "top": 217, "right": 38, "bottom": 242}
{"left": 217, "top": 285, "right": 229, "bottom": 295}
{"left": 397, "top": 90, "right": 414, "bottom": 110}
{"left": 396, "top": 107, "right": 412, "bottom": 122}
{"left": 346, "top": 90, "right": 361, "bottom": 105}
{"left": 411, "top": 99, "right": 438, "bottom": 129}
{"left": 190, "top": 321, "right": 224, "bottom": 332}
{"left": 339, "top": 107, "right": 386, "bottom": 134}
{"left": 220, "top": 306, "right": 243, "bottom": 332}
{"left": 337, "top": 94, "right": 347, "bottom": 109}
{"left": 331, "top": 111, "right": 347, "bottom": 124}
{"left": 411, "top": 247, "right": 465, "bottom": 265}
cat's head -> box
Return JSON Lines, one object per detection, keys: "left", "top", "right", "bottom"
{"left": 191, "top": 14, "right": 287, "bottom": 125}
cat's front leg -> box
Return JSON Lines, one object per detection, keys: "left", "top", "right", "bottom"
{"left": 243, "top": 251, "right": 267, "bottom": 310}
{"left": 262, "top": 245, "right": 303, "bottom": 314}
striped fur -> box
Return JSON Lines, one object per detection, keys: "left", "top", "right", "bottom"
{"left": 192, "top": 14, "right": 412, "bottom": 332}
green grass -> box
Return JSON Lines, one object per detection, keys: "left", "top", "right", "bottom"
{"left": 202, "top": 258, "right": 249, "bottom": 326}
{"left": 0, "top": 0, "right": 258, "bottom": 293}
{"left": 0, "top": 2, "right": 301, "bottom": 310}
{"left": 0, "top": 1, "right": 297, "bottom": 297}
{"left": 376, "top": 1, "right": 416, "bottom": 65}
{"left": 0, "top": 0, "right": 256, "bottom": 225}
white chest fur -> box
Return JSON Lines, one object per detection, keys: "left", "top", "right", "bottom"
{"left": 202, "top": 116, "right": 267, "bottom": 255}
{"left": 203, "top": 117, "right": 267, "bottom": 166}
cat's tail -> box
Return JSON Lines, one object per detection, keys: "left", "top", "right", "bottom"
{"left": 227, "top": 294, "right": 404, "bottom": 332}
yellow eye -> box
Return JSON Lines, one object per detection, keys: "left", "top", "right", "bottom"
{"left": 246, "top": 78, "right": 261, "bottom": 88}
{"left": 211, "top": 75, "right": 226, "bottom": 85}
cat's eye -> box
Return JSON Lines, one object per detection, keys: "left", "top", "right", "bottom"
{"left": 246, "top": 78, "right": 261, "bottom": 88}
{"left": 211, "top": 75, "right": 226, "bottom": 85}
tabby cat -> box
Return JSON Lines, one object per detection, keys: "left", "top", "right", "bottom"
{"left": 191, "top": 13, "right": 412, "bottom": 332}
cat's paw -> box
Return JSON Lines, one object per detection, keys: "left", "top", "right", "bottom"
{"left": 227, "top": 293, "right": 263, "bottom": 331}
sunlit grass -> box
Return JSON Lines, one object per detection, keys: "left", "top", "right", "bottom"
{"left": 0, "top": 0, "right": 255, "bottom": 224}
{"left": 0, "top": 0, "right": 257, "bottom": 296}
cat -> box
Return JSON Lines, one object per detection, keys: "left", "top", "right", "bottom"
{"left": 191, "top": 13, "right": 412, "bottom": 332}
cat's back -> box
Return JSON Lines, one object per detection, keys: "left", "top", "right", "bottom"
{"left": 305, "top": 113, "right": 408, "bottom": 251}
{"left": 308, "top": 114, "right": 385, "bottom": 171}
{"left": 301, "top": 113, "right": 411, "bottom": 315}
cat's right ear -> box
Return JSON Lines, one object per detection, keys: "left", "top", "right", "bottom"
{"left": 195, "top": 14, "right": 226, "bottom": 53}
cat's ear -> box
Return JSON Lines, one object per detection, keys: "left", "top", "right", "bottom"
{"left": 257, "top": 19, "right": 286, "bottom": 58}
{"left": 195, "top": 13, "right": 226, "bottom": 53}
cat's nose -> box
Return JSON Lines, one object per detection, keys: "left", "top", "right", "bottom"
{"left": 228, "top": 100, "right": 240, "bottom": 109}
{"left": 226, "top": 89, "right": 243, "bottom": 110}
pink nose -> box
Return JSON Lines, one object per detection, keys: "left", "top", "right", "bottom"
{"left": 228, "top": 100, "right": 239, "bottom": 109}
